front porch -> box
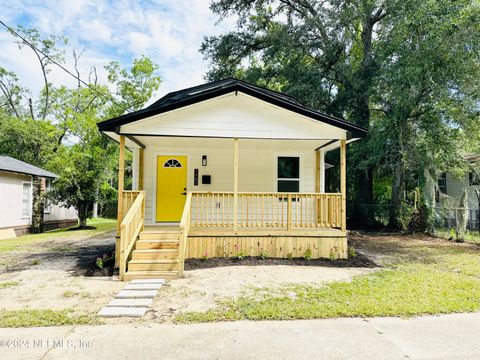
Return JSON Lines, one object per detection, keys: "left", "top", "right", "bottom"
{"left": 116, "top": 136, "right": 347, "bottom": 280}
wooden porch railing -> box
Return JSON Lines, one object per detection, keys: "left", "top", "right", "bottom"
{"left": 121, "top": 191, "right": 142, "bottom": 221}
{"left": 119, "top": 190, "right": 145, "bottom": 280}
{"left": 191, "top": 192, "right": 343, "bottom": 229}
{"left": 178, "top": 192, "right": 193, "bottom": 276}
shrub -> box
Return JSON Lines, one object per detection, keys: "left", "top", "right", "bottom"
{"left": 347, "top": 246, "right": 357, "bottom": 258}
{"left": 330, "top": 247, "right": 338, "bottom": 261}
{"left": 95, "top": 253, "right": 112, "bottom": 269}
{"left": 304, "top": 248, "right": 312, "bottom": 260}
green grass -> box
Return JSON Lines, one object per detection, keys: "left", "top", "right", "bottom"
{"left": 48, "top": 245, "right": 76, "bottom": 252}
{"left": 174, "top": 240, "right": 480, "bottom": 323}
{"left": 0, "top": 218, "right": 116, "bottom": 252}
{"left": 435, "top": 229, "right": 480, "bottom": 244}
{"left": 0, "top": 309, "right": 97, "bottom": 328}
{"left": 0, "top": 281, "right": 20, "bottom": 289}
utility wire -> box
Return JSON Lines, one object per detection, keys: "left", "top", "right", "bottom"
{"left": 0, "top": 19, "right": 120, "bottom": 105}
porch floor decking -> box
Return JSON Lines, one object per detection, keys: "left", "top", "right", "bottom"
{"left": 144, "top": 225, "right": 346, "bottom": 237}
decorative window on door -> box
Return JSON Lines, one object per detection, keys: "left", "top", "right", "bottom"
{"left": 277, "top": 156, "right": 300, "bottom": 192}
{"left": 163, "top": 159, "right": 182, "bottom": 168}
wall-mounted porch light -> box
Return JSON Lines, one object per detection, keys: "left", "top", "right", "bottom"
{"left": 202, "top": 155, "right": 207, "bottom": 166}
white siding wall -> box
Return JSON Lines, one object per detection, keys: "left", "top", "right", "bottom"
{"left": 0, "top": 171, "right": 31, "bottom": 228}
{"left": 44, "top": 204, "right": 78, "bottom": 222}
{"left": 0, "top": 171, "right": 77, "bottom": 229}
{"left": 142, "top": 138, "right": 318, "bottom": 224}
{"left": 445, "top": 173, "right": 479, "bottom": 212}
{"left": 121, "top": 93, "right": 347, "bottom": 140}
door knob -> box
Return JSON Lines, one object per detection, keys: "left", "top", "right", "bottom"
{"left": 181, "top": 192, "right": 187, "bottom": 195}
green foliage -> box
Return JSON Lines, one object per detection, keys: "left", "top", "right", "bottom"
{"left": 329, "top": 247, "right": 338, "bottom": 261}
{"left": 106, "top": 56, "right": 162, "bottom": 116}
{"left": 95, "top": 253, "right": 113, "bottom": 269}
{"left": 409, "top": 198, "right": 435, "bottom": 233}
{"left": 303, "top": 248, "right": 312, "bottom": 260}
{"left": 347, "top": 246, "right": 356, "bottom": 258}
{"left": 0, "top": 281, "right": 20, "bottom": 289}
{"left": 0, "top": 115, "right": 61, "bottom": 166}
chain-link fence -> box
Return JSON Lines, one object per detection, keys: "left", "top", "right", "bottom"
{"left": 347, "top": 202, "right": 480, "bottom": 243}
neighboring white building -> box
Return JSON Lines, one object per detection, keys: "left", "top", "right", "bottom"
{"left": 437, "top": 154, "right": 480, "bottom": 229}
{"left": 0, "top": 156, "right": 78, "bottom": 239}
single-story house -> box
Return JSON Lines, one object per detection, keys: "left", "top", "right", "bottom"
{"left": 0, "top": 155, "right": 78, "bottom": 239}
{"left": 436, "top": 154, "right": 480, "bottom": 229}
{"left": 97, "top": 78, "right": 367, "bottom": 280}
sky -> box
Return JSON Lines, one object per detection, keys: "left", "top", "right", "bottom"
{"left": 0, "top": 0, "right": 236, "bottom": 104}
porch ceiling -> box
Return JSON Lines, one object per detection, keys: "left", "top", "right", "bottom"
{"left": 131, "top": 136, "right": 338, "bottom": 152}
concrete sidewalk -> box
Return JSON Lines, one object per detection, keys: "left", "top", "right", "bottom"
{"left": 1, "top": 313, "right": 480, "bottom": 360}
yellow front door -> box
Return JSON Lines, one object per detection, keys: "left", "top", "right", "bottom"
{"left": 156, "top": 156, "right": 187, "bottom": 222}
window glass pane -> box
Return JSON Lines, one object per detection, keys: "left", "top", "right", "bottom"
{"left": 278, "top": 180, "right": 299, "bottom": 192}
{"left": 22, "top": 183, "right": 31, "bottom": 217}
{"left": 278, "top": 157, "right": 299, "bottom": 179}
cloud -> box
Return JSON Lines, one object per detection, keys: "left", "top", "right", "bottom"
{"left": 0, "top": 0, "right": 235, "bottom": 104}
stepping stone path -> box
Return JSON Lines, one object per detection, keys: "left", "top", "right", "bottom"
{"left": 98, "top": 278, "right": 164, "bottom": 318}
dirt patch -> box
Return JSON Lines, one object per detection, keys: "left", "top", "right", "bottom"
{"left": 185, "top": 252, "right": 376, "bottom": 270}
{"left": 0, "top": 230, "right": 122, "bottom": 317}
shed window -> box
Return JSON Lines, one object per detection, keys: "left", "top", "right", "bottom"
{"left": 277, "top": 156, "right": 300, "bottom": 192}
{"left": 22, "top": 182, "right": 32, "bottom": 218}
{"left": 469, "top": 172, "right": 480, "bottom": 186}
{"left": 437, "top": 172, "right": 447, "bottom": 193}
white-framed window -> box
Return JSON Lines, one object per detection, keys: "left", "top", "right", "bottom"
{"left": 469, "top": 172, "right": 480, "bottom": 186}
{"left": 277, "top": 156, "right": 300, "bottom": 192}
{"left": 44, "top": 178, "right": 52, "bottom": 214}
{"left": 21, "top": 181, "right": 32, "bottom": 218}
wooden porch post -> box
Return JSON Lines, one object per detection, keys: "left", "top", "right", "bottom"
{"left": 340, "top": 139, "right": 346, "bottom": 231}
{"left": 138, "top": 148, "right": 144, "bottom": 190}
{"left": 315, "top": 149, "right": 326, "bottom": 193}
{"left": 233, "top": 138, "right": 239, "bottom": 231}
{"left": 116, "top": 135, "right": 125, "bottom": 266}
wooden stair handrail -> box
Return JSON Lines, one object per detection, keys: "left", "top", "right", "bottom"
{"left": 119, "top": 191, "right": 145, "bottom": 280}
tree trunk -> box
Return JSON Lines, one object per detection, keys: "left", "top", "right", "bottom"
{"left": 349, "top": 10, "right": 379, "bottom": 228}
{"left": 78, "top": 203, "right": 89, "bottom": 228}
{"left": 389, "top": 157, "right": 405, "bottom": 229}
{"left": 31, "top": 176, "right": 44, "bottom": 233}
{"left": 92, "top": 202, "right": 98, "bottom": 218}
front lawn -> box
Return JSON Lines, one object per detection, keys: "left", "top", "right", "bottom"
{"left": 175, "top": 234, "right": 480, "bottom": 323}
{"left": 0, "top": 309, "right": 97, "bottom": 328}
{"left": 0, "top": 218, "right": 116, "bottom": 252}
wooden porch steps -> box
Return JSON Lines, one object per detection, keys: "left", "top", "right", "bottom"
{"left": 124, "top": 228, "right": 182, "bottom": 280}
{"left": 124, "top": 271, "right": 179, "bottom": 281}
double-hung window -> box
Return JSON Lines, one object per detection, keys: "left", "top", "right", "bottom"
{"left": 22, "top": 182, "right": 32, "bottom": 218}
{"left": 277, "top": 156, "right": 300, "bottom": 192}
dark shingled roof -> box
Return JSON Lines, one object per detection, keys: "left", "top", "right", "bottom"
{"left": 0, "top": 156, "right": 58, "bottom": 178}
{"left": 97, "top": 77, "right": 368, "bottom": 138}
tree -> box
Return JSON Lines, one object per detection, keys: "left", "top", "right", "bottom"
{"left": 0, "top": 26, "right": 162, "bottom": 229}
{"left": 47, "top": 59, "right": 161, "bottom": 228}
{"left": 201, "top": 0, "right": 480, "bottom": 229}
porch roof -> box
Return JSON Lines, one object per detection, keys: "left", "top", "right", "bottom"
{"left": 98, "top": 78, "right": 367, "bottom": 147}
